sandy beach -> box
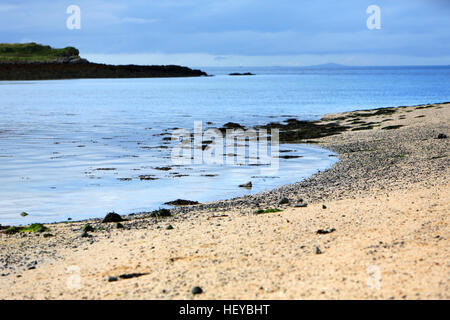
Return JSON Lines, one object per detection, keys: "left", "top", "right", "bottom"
{"left": 0, "top": 102, "right": 448, "bottom": 300}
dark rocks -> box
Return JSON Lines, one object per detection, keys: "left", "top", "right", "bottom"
{"left": 102, "top": 212, "right": 125, "bottom": 223}
{"left": 257, "top": 118, "right": 349, "bottom": 143}
{"left": 316, "top": 228, "right": 336, "bottom": 235}
{"left": 154, "top": 166, "right": 172, "bottom": 171}
{"left": 278, "top": 155, "right": 303, "bottom": 159}
{"left": 116, "top": 223, "right": 124, "bottom": 229}
{"left": 322, "top": 205, "right": 327, "bottom": 209}
{"left": 20, "top": 212, "right": 28, "bottom": 217}
{"left": 381, "top": 125, "right": 403, "bottom": 130}
{"left": 80, "top": 231, "right": 91, "bottom": 238}
{"left": 239, "top": 181, "right": 252, "bottom": 189}
{"left": 166, "top": 225, "right": 174, "bottom": 230}
{"left": 294, "top": 203, "right": 308, "bottom": 208}
{"left": 229, "top": 72, "right": 254, "bottom": 76}
{"left": 0, "top": 62, "right": 208, "bottom": 81}
{"left": 314, "top": 246, "right": 322, "bottom": 254}
{"left": 278, "top": 198, "right": 290, "bottom": 205}
{"left": 43, "top": 233, "right": 53, "bottom": 238}
{"left": 150, "top": 208, "right": 172, "bottom": 217}
{"left": 192, "top": 286, "right": 203, "bottom": 294}
{"left": 27, "top": 261, "right": 37, "bottom": 270}
{"left": 164, "top": 199, "right": 199, "bottom": 206}
{"left": 108, "top": 276, "right": 118, "bottom": 282}
{"left": 222, "top": 122, "right": 245, "bottom": 130}
{"left": 139, "top": 175, "right": 158, "bottom": 181}
{"left": 437, "top": 133, "right": 447, "bottom": 139}
{"left": 119, "top": 273, "right": 147, "bottom": 279}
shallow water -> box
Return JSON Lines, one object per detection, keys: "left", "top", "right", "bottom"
{"left": 0, "top": 66, "right": 449, "bottom": 225}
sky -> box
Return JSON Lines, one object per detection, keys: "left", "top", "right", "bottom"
{"left": 1, "top": 0, "right": 450, "bottom": 67}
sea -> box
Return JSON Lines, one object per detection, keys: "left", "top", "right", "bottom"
{"left": 0, "top": 65, "right": 449, "bottom": 225}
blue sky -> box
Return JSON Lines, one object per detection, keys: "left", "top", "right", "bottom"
{"left": 1, "top": 0, "right": 450, "bottom": 66}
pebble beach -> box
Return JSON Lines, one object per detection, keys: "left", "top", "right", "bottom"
{"left": 0, "top": 102, "right": 448, "bottom": 299}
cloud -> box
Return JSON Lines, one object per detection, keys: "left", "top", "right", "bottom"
{"left": 1, "top": 0, "right": 449, "bottom": 66}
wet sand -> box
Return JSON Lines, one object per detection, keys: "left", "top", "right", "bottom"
{"left": 0, "top": 102, "right": 448, "bottom": 299}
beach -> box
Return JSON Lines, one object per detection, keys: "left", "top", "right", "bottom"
{"left": 0, "top": 102, "right": 448, "bottom": 299}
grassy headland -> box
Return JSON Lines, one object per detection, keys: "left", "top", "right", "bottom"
{"left": 0, "top": 43, "right": 207, "bottom": 80}
{"left": 0, "top": 43, "right": 81, "bottom": 63}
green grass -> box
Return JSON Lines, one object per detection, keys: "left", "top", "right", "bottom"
{"left": 5, "top": 223, "right": 49, "bottom": 234}
{"left": 83, "top": 224, "right": 95, "bottom": 232}
{"left": 255, "top": 208, "right": 283, "bottom": 214}
{"left": 0, "top": 43, "right": 80, "bottom": 62}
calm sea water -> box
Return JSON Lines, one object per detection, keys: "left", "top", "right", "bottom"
{"left": 0, "top": 66, "right": 449, "bottom": 225}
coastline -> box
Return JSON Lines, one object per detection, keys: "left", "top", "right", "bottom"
{"left": 0, "top": 62, "right": 208, "bottom": 80}
{"left": 0, "top": 102, "right": 448, "bottom": 299}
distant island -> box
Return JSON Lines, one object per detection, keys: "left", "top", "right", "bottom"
{"left": 0, "top": 43, "right": 207, "bottom": 80}
{"left": 229, "top": 72, "right": 255, "bottom": 76}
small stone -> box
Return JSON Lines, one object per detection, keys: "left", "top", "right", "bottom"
{"left": 192, "top": 286, "right": 203, "bottom": 295}
{"left": 20, "top": 212, "right": 29, "bottom": 217}
{"left": 108, "top": 276, "right": 118, "bottom": 282}
{"left": 316, "top": 228, "right": 336, "bottom": 235}
{"left": 116, "top": 223, "right": 124, "bottom": 229}
{"left": 166, "top": 225, "right": 174, "bottom": 230}
{"left": 294, "top": 203, "right": 308, "bottom": 208}
{"left": 43, "top": 233, "right": 53, "bottom": 238}
{"left": 437, "top": 133, "right": 447, "bottom": 139}
{"left": 278, "top": 198, "right": 290, "bottom": 205}
{"left": 322, "top": 204, "right": 327, "bottom": 209}
{"left": 314, "top": 246, "right": 322, "bottom": 254}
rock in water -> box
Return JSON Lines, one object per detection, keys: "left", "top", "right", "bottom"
{"left": 102, "top": 212, "right": 124, "bottom": 223}
{"left": 239, "top": 181, "right": 252, "bottom": 188}
{"left": 192, "top": 286, "right": 203, "bottom": 295}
